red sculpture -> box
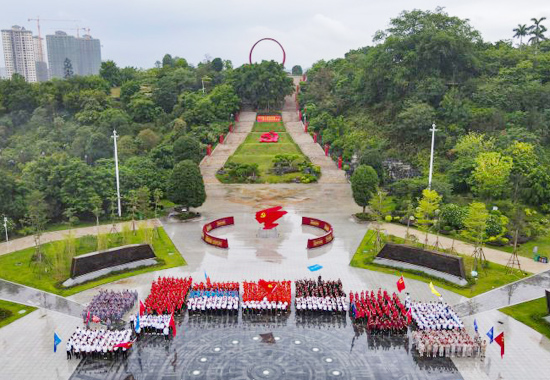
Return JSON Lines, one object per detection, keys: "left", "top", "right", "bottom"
{"left": 255, "top": 206, "right": 287, "bottom": 230}
{"left": 259, "top": 131, "right": 279, "bottom": 143}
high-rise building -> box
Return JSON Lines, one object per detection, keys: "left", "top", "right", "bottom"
{"left": 46, "top": 31, "right": 101, "bottom": 79}
{"left": 1, "top": 25, "right": 38, "bottom": 82}
{"left": 33, "top": 36, "right": 48, "bottom": 82}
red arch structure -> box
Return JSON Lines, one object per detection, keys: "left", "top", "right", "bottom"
{"left": 302, "top": 217, "right": 334, "bottom": 249}
{"left": 202, "top": 217, "right": 235, "bottom": 248}
{"left": 249, "top": 38, "right": 286, "bottom": 66}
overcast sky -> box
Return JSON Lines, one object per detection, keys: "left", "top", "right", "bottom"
{"left": 1, "top": 0, "right": 549, "bottom": 71}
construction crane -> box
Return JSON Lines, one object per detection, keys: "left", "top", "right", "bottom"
{"left": 47, "top": 27, "right": 90, "bottom": 39}
{"left": 28, "top": 17, "right": 80, "bottom": 61}
{"left": 81, "top": 27, "right": 91, "bottom": 39}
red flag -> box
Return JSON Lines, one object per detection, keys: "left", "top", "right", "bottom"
{"left": 495, "top": 332, "right": 505, "bottom": 358}
{"left": 255, "top": 206, "right": 287, "bottom": 230}
{"left": 92, "top": 315, "right": 101, "bottom": 323}
{"left": 396, "top": 276, "right": 406, "bottom": 293}
{"left": 114, "top": 340, "right": 135, "bottom": 349}
{"left": 258, "top": 280, "right": 278, "bottom": 294}
{"left": 169, "top": 312, "right": 176, "bottom": 337}
{"left": 139, "top": 300, "right": 145, "bottom": 316}
{"left": 85, "top": 310, "right": 90, "bottom": 325}
{"left": 406, "top": 308, "right": 412, "bottom": 324}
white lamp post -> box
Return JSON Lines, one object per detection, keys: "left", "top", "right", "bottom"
{"left": 428, "top": 123, "right": 438, "bottom": 190}
{"left": 112, "top": 130, "right": 122, "bottom": 217}
{"left": 3, "top": 216, "right": 8, "bottom": 253}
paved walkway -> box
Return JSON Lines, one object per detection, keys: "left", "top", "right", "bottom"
{"left": 0, "top": 219, "right": 161, "bottom": 256}
{"left": 199, "top": 111, "right": 256, "bottom": 184}
{"left": 0, "top": 279, "right": 84, "bottom": 318}
{"left": 381, "top": 222, "right": 549, "bottom": 274}
{"left": 453, "top": 268, "right": 550, "bottom": 316}
{"left": 283, "top": 78, "right": 348, "bottom": 184}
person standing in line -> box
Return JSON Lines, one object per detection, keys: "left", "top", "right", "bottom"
{"left": 66, "top": 341, "right": 72, "bottom": 360}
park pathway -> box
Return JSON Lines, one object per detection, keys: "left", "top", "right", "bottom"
{"left": 380, "top": 222, "right": 549, "bottom": 274}
{"left": 199, "top": 110, "right": 256, "bottom": 184}
{"left": 0, "top": 219, "right": 160, "bottom": 257}
{"left": 283, "top": 77, "right": 348, "bottom": 184}
{"left": 0, "top": 279, "right": 84, "bottom": 318}
{"left": 452, "top": 268, "right": 550, "bottom": 316}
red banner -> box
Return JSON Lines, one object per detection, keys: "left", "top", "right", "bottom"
{"left": 257, "top": 115, "right": 282, "bottom": 123}
{"left": 202, "top": 217, "right": 234, "bottom": 249}
{"left": 302, "top": 217, "right": 334, "bottom": 249}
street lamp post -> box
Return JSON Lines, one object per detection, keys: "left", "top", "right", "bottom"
{"left": 428, "top": 123, "right": 438, "bottom": 190}
{"left": 3, "top": 216, "right": 8, "bottom": 253}
{"left": 112, "top": 130, "right": 122, "bottom": 218}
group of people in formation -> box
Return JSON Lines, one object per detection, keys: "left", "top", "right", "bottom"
{"left": 131, "top": 314, "right": 173, "bottom": 340}
{"left": 241, "top": 280, "right": 291, "bottom": 314}
{"left": 409, "top": 301, "right": 464, "bottom": 330}
{"left": 66, "top": 327, "right": 133, "bottom": 360}
{"left": 295, "top": 277, "right": 347, "bottom": 315}
{"left": 412, "top": 330, "right": 487, "bottom": 359}
{"left": 349, "top": 289, "right": 410, "bottom": 334}
{"left": 187, "top": 281, "right": 240, "bottom": 315}
{"left": 81, "top": 289, "right": 137, "bottom": 324}
{"left": 144, "top": 276, "right": 192, "bottom": 315}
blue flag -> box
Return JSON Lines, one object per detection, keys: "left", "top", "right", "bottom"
{"left": 135, "top": 313, "right": 140, "bottom": 333}
{"left": 474, "top": 319, "right": 478, "bottom": 332}
{"left": 486, "top": 327, "right": 494, "bottom": 344}
{"left": 308, "top": 264, "right": 323, "bottom": 272}
{"left": 54, "top": 333, "right": 62, "bottom": 353}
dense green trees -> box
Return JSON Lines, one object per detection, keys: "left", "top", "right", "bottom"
{"left": 351, "top": 165, "right": 379, "bottom": 213}
{"left": 299, "top": 8, "right": 550, "bottom": 246}
{"left": 230, "top": 60, "right": 293, "bottom": 109}
{"left": 0, "top": 51, "right": 247, "bottom": 236}
{"left": 167, "top": 160, "right": 206, "bottom": 210}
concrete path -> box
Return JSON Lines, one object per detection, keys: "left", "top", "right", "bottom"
{"left": 453, "top": 268, "right": 550, "bottom": 316}
{"left": 199, "top": 111, "right": 256, "bottom": 184}
{"left": 283, "top": 77, "right": 348, "bottom": 184}
{"left": 0, "top": 308, "right": 81, "bottom": 380}
{"left": 0, "top": 219, "right": 161, "bottom": 257}
{"left": 0, "top": 279, "right": 84, "bottom": 318}
{"left": 380, "top": 222, "right": 549, "bottom": 274}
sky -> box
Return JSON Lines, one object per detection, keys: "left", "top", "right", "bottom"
{"left": 1, "top": 0, "right": 549, "bottom": 71}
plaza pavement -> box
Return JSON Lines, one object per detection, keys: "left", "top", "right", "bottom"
{"left": 1, "top": 84, "right": 550, "bottom": 379}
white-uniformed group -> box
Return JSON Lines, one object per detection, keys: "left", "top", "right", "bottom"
{"left": 241, "top": 298, "right": 289, "bottom": 314}
{"left": 187, "top": 290, "right": 239, "bottom": 315}
{"left": 295, "top": 295, "right": 348, "bottom": 314}
{"left": 410, "top": 301, "right": 464, "bottom": 330}
{"left": 132, "top": 314, "right": 172, "bottom": 339}
{"left": 66, "top": 327, "right": 133, "bottom": 360}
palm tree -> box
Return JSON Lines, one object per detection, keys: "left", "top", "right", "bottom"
{"left": 513, "top": 24, "right": 529, "bottom": 47}
{"left": 529, "top": 17, "right": 547, "bottom": 50}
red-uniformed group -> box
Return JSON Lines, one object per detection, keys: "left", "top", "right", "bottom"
{"left": 144, "top": 276, "right": 192, "bottom": 315}
{"left": 192, "top": 280, "right": 239, "bottom": 292}
{"left": 350, "top": 288, "right": 410, "bottom": 334}
{"left": 241, "top": 280, "right": 291, "bottom": 313}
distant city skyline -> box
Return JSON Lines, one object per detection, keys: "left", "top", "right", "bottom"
{"left": 1, "top": 0, "right": 549, "bottom": 72}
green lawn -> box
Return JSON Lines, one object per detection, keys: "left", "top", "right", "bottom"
{"left": 500, "top": 297, "right": 550, "bottom": 339}
{"left": 0, "top": 227, "right": 185, "bottom": 297}
{"left": 389, "top": 221, "right": 550, "bottom": 260}
{"left": 0, "top": 300, "right": 36, "bottom": 329}
{"left": 350, "top": 230, "right": 529, "bottom": 298}
{"left": 220, "top": 121, "right": 314, "bottom": 183}
{"left": 252, "top": 122, "right": 287, "bottom": 132}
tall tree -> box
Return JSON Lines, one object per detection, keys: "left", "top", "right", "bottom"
{"left": 415, "top": 189, "right": 442, "bottom": 246}
{"left": 173, "top": 135, "right": 202, "bottom": 164}
{"left": 471, "top": 152, "right": 513, "bottom": 200}
{"left": 167, "top": 160, "right": 206, "bottom": 211}
{"left": 100, "top": 60, "right": 122, "bottom": 87}
{"left": 351, "top": 165, "right": 379, "bottom": 213}
{"left": 24, "top": 190, "right": 50, "bottom": 274}
{"left": 63, "top": 58, "right": 74, "bottom": 79}
{"left": 292, "top": 65, "right": 303, "bottom": 75}
{"left": 513, "top": 24, "right": 529, "bottom": 47}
